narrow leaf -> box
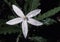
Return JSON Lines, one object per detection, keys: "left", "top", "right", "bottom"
{"left": 37, "top": 7, "right": 60, "bottom": 20}
{"left": 24, "top": 0, "right": 40, "bottom": 14}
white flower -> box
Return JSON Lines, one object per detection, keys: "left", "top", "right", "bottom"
{"left": 6, "top": 5, "right": 43, "bottom": 38}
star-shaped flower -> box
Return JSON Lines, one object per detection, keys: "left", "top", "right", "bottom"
{"left": 6, "top": 5, "right": 43, "bottom": 38}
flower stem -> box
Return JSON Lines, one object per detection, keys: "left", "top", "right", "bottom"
{"left": 16, "top": 33, "right": 21, "bottom": 42}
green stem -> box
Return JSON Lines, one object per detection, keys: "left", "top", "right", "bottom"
{"left": 4, "top": 0, "right": 18, "bottom": 17}
{"left": 16, "top": 33, "right": 22, "bottom": 42}
{"left": 4, "top": 0, "right": 20, "bottom": 27}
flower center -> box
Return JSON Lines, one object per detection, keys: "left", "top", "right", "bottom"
{"left": 24, "top": 16, "right": 28, "bottom": 20}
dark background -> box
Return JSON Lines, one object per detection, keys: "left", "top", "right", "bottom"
{"left": 0, "top": 0, "right": 60, "bottom": 42}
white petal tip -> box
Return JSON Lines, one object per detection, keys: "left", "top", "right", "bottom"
{"left": 34, "top": 24, "right": 43, "bottom": 26}
{"left": 12, "top": 4, "right": 15, "bottom": 7}
{"left": 6, "top": 22, "right": 13, "bottom": 25}
{"left": 23, "top": 31, "right": 28, "bottom": 38}
{"left": 24, "top": 35, "right": 27, "bottom": 38}
{"left": 6, "top": 22, "right": 8, "bottom": 24}
{"left": 37, "top": 9, "right": 41, "bottom": 12}
{"left": 35, "top": 22, "right": 43, "bottom": 26}
{"left": 12, "top": 4, "right": 17, "bottom": 9}
{"left": 39, "top": 23, "right": 43, "bottom": 26}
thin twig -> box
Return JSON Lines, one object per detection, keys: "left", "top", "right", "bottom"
{"left": 16, "top": 33, "right": 21, "bottom": 42}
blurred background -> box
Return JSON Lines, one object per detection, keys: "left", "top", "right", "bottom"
{"left": 0, "top": 0, "right": 60, "bottom": 42}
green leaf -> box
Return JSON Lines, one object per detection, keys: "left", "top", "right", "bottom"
{"left": 4, "top": 0, "right": 18, "bottom": 6}
{"left": 29, "top": 36, "right": 47, "bottom": 42}
{"left": 42, "top": 18, "right": 57, "bottom": 26}
{"left": 0, "top": 19, "right": 21, "bottom": 34}
{"left": 0, "top": 25, "right": 20, "bottom": 34}
{"left": 37, "top": 7, "right": 60, "bottom": 20}
{"left": 24, "top": 0, "right": 40, "bottom": 14}
{"left": 28, "top": 0, "right": 40, "bottom": 11}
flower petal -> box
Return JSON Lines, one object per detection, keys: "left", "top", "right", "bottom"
{"left": 6, "top": 18, "right": 23, "bottom": 25}
{"left": 22, "top": 20, "right": 28, "bottom": 38}
{"left": 12, "top": 5, "right": 25, "bottom": 18}
{"left": 26, "top": 9, "right": 41, "bottom": 18}
{"left": 28, "top": 18, "right": 43, "bottom": 26}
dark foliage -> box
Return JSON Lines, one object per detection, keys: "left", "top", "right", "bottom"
{"left": 0, "top": 0, "right": 60, "bottom": 42}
